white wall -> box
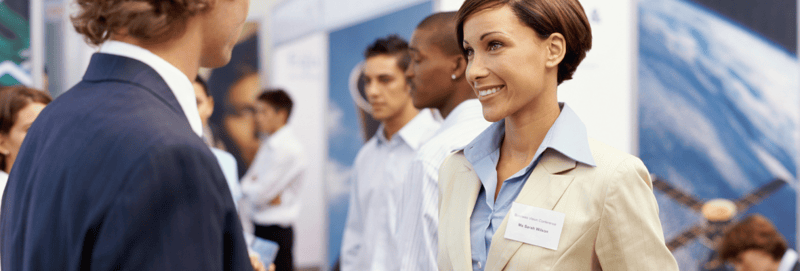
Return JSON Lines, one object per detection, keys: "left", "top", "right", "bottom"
{"left": 272, "top": 0, "right": 430, "bottom": 45}
{"left": 555, "top": 0, "right": 638, "bottom": 154}
{"left": 270, "top": 32, "right": 329, "bottom": 269}
{"left": 436, "top": 0, "right": 464, "bottom": 11}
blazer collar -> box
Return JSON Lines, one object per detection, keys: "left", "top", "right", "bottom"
{"left": 82, "top": 53, "right": 186, "bottom": 121}
{"left": 484, "top": 149, "right": 579, "bottom": 270}
{"left": 446, "top": 153, "right": 483, "bottom": 271}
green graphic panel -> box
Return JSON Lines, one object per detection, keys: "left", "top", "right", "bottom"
{"left": 0, "top": 1, "right": 30, "bottom": 86}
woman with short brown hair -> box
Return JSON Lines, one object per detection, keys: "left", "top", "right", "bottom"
{"left": 0, "top": 85, "right": 50, "bottom": 191}
{"left": 436, "top": 0, "right": 679, "bottom": 270}
{"left": 719, "top": 214, "right": 798, "bottom": 271}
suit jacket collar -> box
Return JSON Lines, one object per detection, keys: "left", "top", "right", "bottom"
{"left": 83, "top": 53, "right": 187, "bottom": 122}
{"left": 449, "top": 149, "right": 579, "bottom": 270}
{"left": 485, "top": 149, "right": 577, "bottom": 270}
{"left": 446, "top": 154, "right": 482, "bottom": 271}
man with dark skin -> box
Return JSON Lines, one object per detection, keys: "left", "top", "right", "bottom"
{"left": 394, "top": 12, "right": 492, "bottom": 270}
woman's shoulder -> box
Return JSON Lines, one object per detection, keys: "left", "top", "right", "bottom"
{"left": 586, "top": 138, "right": 645, "bottom": 169}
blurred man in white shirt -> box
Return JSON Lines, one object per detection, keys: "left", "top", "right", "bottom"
{"left": 241, "top": 89, "right": 306, "bottom": 271}
{"left": 340, "top": 35, "right": 440, "bottom": 271}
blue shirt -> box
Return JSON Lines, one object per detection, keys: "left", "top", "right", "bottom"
{"left": 464, "top": 103, "right": 596, "bottom": 270}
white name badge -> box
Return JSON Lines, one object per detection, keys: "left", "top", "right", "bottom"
{"left": 504, "top": 202, "right": 566, "bottom": 250}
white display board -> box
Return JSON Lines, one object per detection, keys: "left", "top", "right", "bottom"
{"left": 270, "top": 32, "right": 329, "bottom": 268}
{"left": 436, "top": 0, "right": 464, "bottom": 11}
{"left": 557, "top": 0, "right": 638, "bottom": 154}
{"left": 272, "top": 0, "right": 431, "bottom": 45}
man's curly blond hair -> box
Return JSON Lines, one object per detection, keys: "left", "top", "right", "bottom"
{"left": 71, "top": 0, "right": 211, "bottom": 46}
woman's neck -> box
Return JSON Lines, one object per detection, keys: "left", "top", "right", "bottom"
{"left": 502, "top": 93, "right": 561, "bottom": 162}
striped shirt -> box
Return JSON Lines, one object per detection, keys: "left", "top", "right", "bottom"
{"left": 341, "top": 109, "right": 440, "bottom": 271}
{"left": 395, "top": 100, "right": 491, "bottom": 270}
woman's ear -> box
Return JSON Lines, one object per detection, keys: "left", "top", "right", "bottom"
{"left": 545, "top": 33, "right": 566, "bottom": 68}
{"left": 450, "top": 54, "right": 468, "bottom": 80}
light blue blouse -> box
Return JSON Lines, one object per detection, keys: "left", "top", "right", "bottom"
{"left": 463, "top": 103, "right": 596, "bottom": 270}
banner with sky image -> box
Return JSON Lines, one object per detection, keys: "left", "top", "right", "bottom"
{"left": 637, "top": 0, "right": 798, "bottom": 270}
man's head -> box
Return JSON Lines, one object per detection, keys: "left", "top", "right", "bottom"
{"left": 255, "top": 89, "right": 293, "bottom": 135}
{"left": 71, "top": 0, "right": 249, "bottom": 68}
{"left": 719, "top": 214, "right": 788, "bottom": 271}
{"left": 362, "top": 35, "right": 414, "bottom": 122}
{"left": 193, "top": 75, "right": 214, "bottom": 127}
{"left": 406, "top": 12, "right": 468, "bottom": 110}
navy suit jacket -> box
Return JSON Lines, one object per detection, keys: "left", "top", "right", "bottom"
{"left": 0, "top": 53, "right": 253, "bottom": 270}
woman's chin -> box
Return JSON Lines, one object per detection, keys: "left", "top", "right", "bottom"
{"left": 481, "top": 108, "right": 506, "bottom": 123}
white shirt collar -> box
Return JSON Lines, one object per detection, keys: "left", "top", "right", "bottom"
{"left": 265, "top": 126, "right": 292, "bottom": 148}
{"left": 375, "top": 109, "right": 439, "bottom": 150}
{"left": 98, "top": 40, "right": 203, "bottom": 137}
{"left": 778, "top": 249, "right": 798, "bottom": 271}
{"left": 441, "top": 99, "right": 482, "bottom": 131}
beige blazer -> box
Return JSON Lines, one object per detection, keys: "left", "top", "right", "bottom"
{"left": 437, "top": 139, "right": 679, "bottom": 270}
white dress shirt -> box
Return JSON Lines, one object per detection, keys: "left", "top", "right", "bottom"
{"left": 0, "top": 171, "right": 7, "bottom": 199}
{"left": 99, "top": 40, "right": 203, "bottom": 137}
{"left": 240, "top": 127, "right": 306, "bottom": 227}
{"left": 210, "top": 148, "right": 243, "bottom": 207}
{"left": 394, "top": 99, "right": 491, "bottom": 270}
{"left": 341, "top": 109, "right": 440, "bottom": 271}
{"left": 779, "top": 249, "right": 799, "bottom": 271}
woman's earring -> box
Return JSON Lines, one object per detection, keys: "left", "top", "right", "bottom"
{"left": 451, "top": 74, "right": 457, "bottom": 80}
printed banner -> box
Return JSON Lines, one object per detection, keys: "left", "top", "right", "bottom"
{"left": 638, "top": 0, "right": 798, "bottom": 270}
{"left": 0, "top": 0, "right": 31, "bottom": 86}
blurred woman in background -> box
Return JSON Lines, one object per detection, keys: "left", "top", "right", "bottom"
{"left": 0, "top": 86, "right": 51, "bottom": 190}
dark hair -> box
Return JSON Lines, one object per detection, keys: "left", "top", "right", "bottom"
{"left": 71, "top": 0, "right": 211, "bottom": 46}
{"left": 257, "top": 89, "right": 294, "bottom": 120}
{"left": 364, "top": 34, "right": 411, "bottom": 71}
{"left": 417, "top": 12, "right": 462, "bottom": 56}
{"left": 0, "top": 86, "right": 52, "bottom": 170}
{"left": 719, "top": 214, "right": 788, "bottom": 262}
{"left": 456, "top": 0, "right": 592, "bottom": 84}
{"left": 194, "top": 75, "right": 210, "bottom": 97}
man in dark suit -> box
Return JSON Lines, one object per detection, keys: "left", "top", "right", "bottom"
{"left": 719, "top": 214, "right": 799, "bottom": 271}
{"left": 0, "top": 0, "right": 262, "bottom": 270}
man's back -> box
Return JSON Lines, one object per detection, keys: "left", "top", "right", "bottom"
{"left": 0, "top": 54, "right": 252, "bottom": 271}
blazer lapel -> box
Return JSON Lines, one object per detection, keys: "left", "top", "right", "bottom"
{"left": 485, "top": 149, "right": 578, "bottom": 270}
{"left": 446, "top": 155, "right": 482, "bottom": 270}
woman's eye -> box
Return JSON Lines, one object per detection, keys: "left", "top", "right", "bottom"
{"left": 488, "top": 41, "right": 502, "bottom": 51}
